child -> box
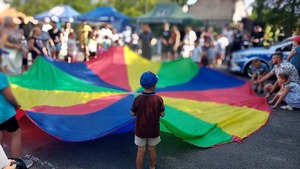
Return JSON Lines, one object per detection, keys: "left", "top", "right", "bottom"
{"left": 130, "top": 71, "right": 165, "bottom": 169}
{"left": 249, "top": 59, "right": 268, "bottom": 93}
{"left": 28, "top": 27, "right": 47, "bottom": 63}
{"left": 192, "top": 39, "right": 202, "bottom": 65}
{"left": 0, "top": 60, "right": 33, "bottom": 168}
{"left": 286, "top": 36, "right": 300, "bottom": 76}
{"left": 85, "top": 31, "right": 97, "bottom": 60}
{"left": 268, "top": 73, "right": 300, "bottom": 110}
{"left": 67, "top": 32, "right": 78, "bottom": 63}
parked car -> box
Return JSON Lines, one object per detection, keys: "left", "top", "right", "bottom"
{"left": 230, "top": 37, "right": 294, "bottom": 77}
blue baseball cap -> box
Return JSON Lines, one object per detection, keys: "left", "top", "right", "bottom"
{"left": 140, "top": 71, "right": 158, "bottom": 89}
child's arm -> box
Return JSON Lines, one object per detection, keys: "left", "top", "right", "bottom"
{"left": 268, "top": 92, "right": 279, "bottom": 104}
{"left": 250, "top": 72, "right": 257, "bottom": 82}
{"left": 2, "top": 86, "right": 21, "bottom": 108}
{"left": 271, "top": 86, "right": 292, "bottom": 108}
{"left": 286, "top": 49, "right": 296, "bottom": 61}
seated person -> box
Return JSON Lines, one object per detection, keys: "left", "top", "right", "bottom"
{"left": 256, "top": 52, "right": 300, "bottom": 98}
{"left": 249, "top": 59, "right": 268, "bottom": 93}
{"left": 268, "top": 73, "right": 300, "bottom": 110}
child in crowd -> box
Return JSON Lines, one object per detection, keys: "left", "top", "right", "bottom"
{"left": 249, "top": 59, "right": 268, "bottom": 93}
{"left": 192, "top": 39, "right": 202, "bottom": 65}
{"left": 102, "top": 35, "right": 111, "bottom": 51}
{"left": 286, "top": 36, "right": 300, "bottom": 76}
{"left": 202, "top": 37, "right": 216, "bottom": 68}
{"left": 268, "top": 73, "right": 300, "bottom": 110}
{"left": 86, "top": 31, "right": 97, "bottom": 60}
{"left": 180, "top": 40, "right": 190, "bottom": 58}
{"left": 67, "top": 32, "right": 78, "bottom": 63}
{"left": 130, "top": 71, "right": 165, "bottom": 169}
{"left": 19, "top": 29, "right": 28, "bottom": 71}
{"left": 28, "top": 27, "right": 47, "bottom": 63}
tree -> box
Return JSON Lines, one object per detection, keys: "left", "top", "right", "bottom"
{"left": 11, "top": 0, "right": 95, "bottom": 16}
{"left": 251, "top": 0, "right": 300, "bottom": 37}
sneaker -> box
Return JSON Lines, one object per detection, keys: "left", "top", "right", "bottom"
{"left": 280, "top": 105, "right": 293, "bottom": 110}
{"left": 20, "top": 157, "right": 33, "bottom": 168}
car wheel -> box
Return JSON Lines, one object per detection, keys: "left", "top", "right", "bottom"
{"left": 245, "top": 62, "right": 254, "bottom": 77}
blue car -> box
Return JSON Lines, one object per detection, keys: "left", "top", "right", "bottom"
{"left": 230, "top": 37, "right": 294, "bottom": 77}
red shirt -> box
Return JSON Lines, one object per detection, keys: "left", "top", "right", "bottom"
{"left": 131, "top": 92, "right": 165, "bottom": 138}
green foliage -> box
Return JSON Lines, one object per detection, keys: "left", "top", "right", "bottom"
{"left": 10, "top": 0, "right": 160, "bottom": 17}
{"left": 251, "top": 0, "right": 300, "bottom": 37}
{"left": 170, "top": 0, "right": 188, "bottom": 6}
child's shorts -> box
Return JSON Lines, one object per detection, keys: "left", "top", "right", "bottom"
{"left": 0, "top": 116, "right": 19, "bottom": 132}
{"left": 134, "top": 136, "right": 161, "bottom": 146}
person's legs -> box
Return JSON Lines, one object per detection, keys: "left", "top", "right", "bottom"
{"left": 147, "top": 136, "right": 161, "bottom": 169}
{"left": 0, "top": 131, "right": 4, "bottom": 145}
{"left": 148, "top": 146, "right": 156, "bottom": 169}
{"left": 263, "top": 83, "right": 273, "bottom": 93}
{"left": 10, "top": 128, "right": 21, "bottom": 157}
{"left": 134, "top": 136, "right": 146, "bottom": 169}
{"left": 136, "top": 146, "right": 146, "bottom": 169}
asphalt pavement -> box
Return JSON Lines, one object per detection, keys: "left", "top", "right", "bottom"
{"left": 3, "top": 60, "right": 300, "bottom": 169}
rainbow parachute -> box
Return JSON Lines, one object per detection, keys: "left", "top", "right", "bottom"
{"left": 8, "top": 46, "right": 270, "bottom": 147}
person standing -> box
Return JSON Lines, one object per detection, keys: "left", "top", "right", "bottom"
{"left": 169, "top": 25, "right": 180, "bottom": 60}
{"left": 48, "top": 20, "right": 62, "bottom": 60}
{"left": 0, "top": 30, "right": 33, "bottom": 168}
{"left": 130, "top": 71, "right": 165, "bottom": 169}
{"left": 78, "top": 20, "right": 92, "bottom": 61}
{"left": 160, "top": 22, "right": 171, "bottom": 61}
{"left": 286, "top": 36, "right": 300, "bottom": 76}
{"left": 1, "top": 16, "right": 23, "bottom": 75}
{"left": 140, "top": 24, "right": 155, "bottom": 60}
{"left": 28, "top": 27, "right": 48, "bottom": 63}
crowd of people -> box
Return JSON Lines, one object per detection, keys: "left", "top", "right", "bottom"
{"left": 248, "top": 36, "right": 300, "bottom": 111}
{"left": 0, "top": 14, "right": 299, "bottom": 168}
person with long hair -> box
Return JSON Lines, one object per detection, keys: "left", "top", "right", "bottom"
{"left": 1, "top": 16, "right": 23, "bottom": 75}
{"left": 268, "top": 73, "right": 300, "bottom": 110}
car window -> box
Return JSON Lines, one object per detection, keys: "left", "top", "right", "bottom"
{"left": 267, "top": 36, "right": 294, "bottom": 49}
{"left": 275, "top": 44, "right": 292, "bottom": 52}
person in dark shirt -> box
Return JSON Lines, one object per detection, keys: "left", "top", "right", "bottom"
{"left": 251, "top": 25, "right": 265, "bottom": 47}
{"left": 130, "top": 71, "right": 165, "bottom": 169}
{"left": 28, "top": 27, "right": 47, "bottom": 62}
{"left": 47, "top": 20, "right": 62, "bottom": 60}
{"left": 139, "top": 24, "right": 155, "bottom": 60}
{"left": 160, "top": 22, "right": 171, "bottom": 61}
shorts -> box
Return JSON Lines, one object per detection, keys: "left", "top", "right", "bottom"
{"left": 0, "top": 116, "right": 19, "bottom": 133}
{"left": 134, "top": 136, "right": 161, "bottom": 147}
{"left": 89, "top": 51, "right": 96, "bottom": 57}
{"left": 161, "top": 45, "right": 170, "bottom": 53}
{"left": 50, "top": 43, "right": 62, "bottom": 52}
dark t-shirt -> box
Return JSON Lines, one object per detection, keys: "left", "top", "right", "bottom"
{"left": 48, "top": 29, "right": 61, "bottom": 44}
{"left": 131, "top": 92, "right": 165, "bottom": 138}
{"left": 29, "top": 36, "right": 44, "bottom": 59}
{"left": 160, "top": 29, "right": 171, "bottom": 46}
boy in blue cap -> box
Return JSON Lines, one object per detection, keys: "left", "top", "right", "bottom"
{"left": 130, "top": 71, "right": 165, "bottom": 169}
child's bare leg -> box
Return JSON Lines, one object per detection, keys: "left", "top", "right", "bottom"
{"left": 136, "top": 146, "right": 146, "bottom": 169}
{"left": 148, "top": 146, "right": 156, "bottom": 169}
{"left": 0, "top": 131, "right": 4, "bottom": 145}
{"left": 10, "top": 128, "right": 21, "bottom": 157}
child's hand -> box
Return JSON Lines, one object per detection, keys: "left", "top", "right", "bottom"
{"left": 270, "top": 105, "right": 277, "bottom": 109}
{"left": 268, "top": 100, "right": 274, "bottom": 104}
